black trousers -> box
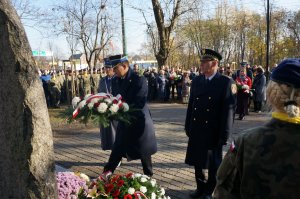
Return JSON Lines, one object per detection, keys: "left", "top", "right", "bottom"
{"left": 103, "top": 148, "right": 153, "bottom": 177}
{"left": 254, "top": 101, "right": 262, "bottom": 111}
{"left": 194, "top": 146, "right": 222, "bottom": 195}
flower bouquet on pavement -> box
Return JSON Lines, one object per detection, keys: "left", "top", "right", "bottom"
{"left": 77, "top": 172, "right": 171, "bottom": 199}
{"left": 56, "top": 171, "right": 90, "bottom": 199}
{"left": 68, "top": 93, "right": 132, "bottom": 127}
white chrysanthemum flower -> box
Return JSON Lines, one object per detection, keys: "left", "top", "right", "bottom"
{"left": 166, "top": 196, "right": 171, "bottom": 199}
{"left": 109, "top": 104, "right": 119, "bottom": 114}
{"left": 97, "top": 103, "right": 108, "bottom": 113}
{"left": 150, "top": 179, "right": 156, "bottom": 187}
{"left": 72, "top": 97, "right": 81, "bottom": 108}
{"left": 151, "top": 192, "right": 156, "bottom": 199}
{"left": 122, "top": 102, "right": 129, "bottom": 112}
{"left": 87, "top": 102, "right": 94, "bottom": 109}
{"left": 142, "top": 174, "right": 150, "bottom": 179}
{"left": 140, "top": 186, "right": 147, "bottom": 193}
{"left": 160, "top": 188, "right": 165, "bottom": 196}
{"left": 140, "top": 177, "right": 147, "bottom": 183}
{"left": 104, "top": 98, "right": 112, "bottom": 104}
{"left": 134, "top": 173, "right": 142, "bottom": 178}
{"left": 80, "top": 173, "right": 90, "bottom": 182}
{"left": 128, "top": 187, "right": 135, "bottom": 195}
{"left": 78, "top": 100, "right": 86, "bottom": 109}
{"left": 84, "top": 94, "right": 92, "bottom": 100}
{"left": 90, "top": 98, "right": 99, "bottom": 104}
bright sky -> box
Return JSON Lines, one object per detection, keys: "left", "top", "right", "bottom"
{"left": 22, "top": 0, "right": 300, "bottom": 59}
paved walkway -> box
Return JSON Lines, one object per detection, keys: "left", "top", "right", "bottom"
{"left": 53, "top": 103, "right": 270, "bottom": 199}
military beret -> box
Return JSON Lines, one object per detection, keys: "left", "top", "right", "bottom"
{"left": 104, "top": 58, "right": 113, "bottom": 68}
{"left": 271, "top": 58, "right": 300, "bottom": 88}
{"left": 200, "top": 49, "right": 222, "bottom": 61}
{"left": 109, "top": 54, "right": 128, "bottom": 66}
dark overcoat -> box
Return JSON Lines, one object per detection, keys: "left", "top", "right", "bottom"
{"left": 252, "top": 73, "right": 266, "bottom": 102}
{"left": 185, "top": 73, "right": 236, "bottom": 165}
{"left": 112, "top": 68, "right": 157, "bottom": 160}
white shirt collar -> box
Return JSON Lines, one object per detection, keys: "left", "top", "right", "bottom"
{"left": 206, "top": 71, "right": 217, "bottom": 81}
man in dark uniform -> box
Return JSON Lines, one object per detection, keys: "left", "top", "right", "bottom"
{"left": 185, "top": 49, "right": 236, "bottom": 199}
{"left": 103, "top": 55, "right": 157, "bottom": 177}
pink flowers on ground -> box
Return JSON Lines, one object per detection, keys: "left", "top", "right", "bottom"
{"left": 56, "top": 172, "right": 87, "bottom": 199}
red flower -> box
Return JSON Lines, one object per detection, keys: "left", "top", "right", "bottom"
{"left": 111, "top": 175, "right": 120, "bottom": 183}
{"left": 118, "top": 102, "right": 123, "bottom": 108}
{"left": 105, "top": 183, "right": 114, "bottom": 193}
{"left": 112, "top": 189, "right": 120, "bottom": 197}
{"left": 94, "top": 102, "right": 100, "bottom": 107}
{"left": 126, "top": 173, "right": 133, "bottom": 178}
{"left": 124, "top": 194, "right": 133, "bottom": 199}
{"left": 117, "top": 179, "right": 124, "bottom": 187}
{"left": 113, "top": 99, "right": 118, "bottom": 104}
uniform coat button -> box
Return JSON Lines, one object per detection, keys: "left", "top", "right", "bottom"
{"left": 194, "top": 118, "right": 196, "bottom": 121}
{"left": 208, "top": 97, "right": 211, "bottom": 100}
{"left": 194, "top": 108, "right": 197, "bottom": 110}
{"left": 197, "top": 97, "right": 199, "bottom": 100}
{"left": 205, "top": 121, "right": 208, "bottom": 123}
{"left": 207, "top": 109, "right": 210, "bottom": 112}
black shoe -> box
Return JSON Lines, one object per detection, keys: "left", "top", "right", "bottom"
{"left": 190, "top": 189, "right": 203, "bottom": 198}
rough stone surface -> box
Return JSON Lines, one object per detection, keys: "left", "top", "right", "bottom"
{"left": 0, "top": 0, "right": 57, "bottom": 198}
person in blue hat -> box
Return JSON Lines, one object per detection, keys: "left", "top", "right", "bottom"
{"left": 102, "top": 55, "right": 157, "bottom": 177}
{"left": 213, "top": 58, "right": 300, "bottom": 199}
{"left": 98, "top": 58, "right": 117, "bottom": 151}
{"left": 185, "top": 49, "right": 237, "bottom": 199}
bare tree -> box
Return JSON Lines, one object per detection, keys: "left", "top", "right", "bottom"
{"left": 53, "top": 0, "right": 112, "bottom": 69}
{"left": 0, "top": 0, "right": 57, "bottom": 198}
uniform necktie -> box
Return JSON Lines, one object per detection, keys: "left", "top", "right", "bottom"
{"left": 206, "top": 78, "right": 210, "bottom": 85}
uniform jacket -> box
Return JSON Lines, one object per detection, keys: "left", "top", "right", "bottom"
{"left": 98, "top": 76, "right": 114, "bottom": 94}
{"left": 111, "top": 68, "right": 157, "bottom": 160}
{"left": 213, "top": 118, "right": 300, "bottom": 199}
{"left": 185, "top": 73, "right": 236, "bottom": 165}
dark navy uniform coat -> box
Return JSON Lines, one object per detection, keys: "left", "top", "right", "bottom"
{"left": 112, "top": 68, "right": 157, "bottom": 160}
{"left": 185, "top": 73, "right": 236, "bottom": 165}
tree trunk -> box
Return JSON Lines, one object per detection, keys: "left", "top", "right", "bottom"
{"left": 0, "top": 1, "right": 57, "bottom": 198}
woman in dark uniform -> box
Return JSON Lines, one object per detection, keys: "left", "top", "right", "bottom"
{"left": 97, "top": 59, "right": 117, "bottom": 150}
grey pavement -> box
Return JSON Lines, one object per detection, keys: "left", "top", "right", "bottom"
{"left": 53, "top": 103, "right": 270, "bottom": 199}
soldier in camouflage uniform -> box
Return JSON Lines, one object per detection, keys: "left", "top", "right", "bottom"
{"left": 57, "top": 70, "right": 66, "bottom": 103}
{"left": 77, "top": 69, "right": 84, "bottom": 97}
{"left": 213, "top": 58, "right": 300, "bottom": 199}
{"left": 91, "top": 68, "right": 101, "bottom": 94}
{"left": 82, "top": 68, "right": 91, "bottom": 96}
{"left": 49, "top": 73, "right": 61, "bottom": 108}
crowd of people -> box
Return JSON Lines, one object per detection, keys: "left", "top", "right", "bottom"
{"left": 39, "top": 68, "right": 104, "bottom": 108}
{"left": 39, "top": 58, "right": 269, "bottom": 119}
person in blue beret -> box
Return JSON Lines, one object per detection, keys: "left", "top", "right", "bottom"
{"left": 213, "top": 58, "right": 300, "bottom": 199}
{"left": 102, "top": 54, "right": 157, "bottom": 177}
{"left": 98, "top": 58, "right": 117, "bottom": 151}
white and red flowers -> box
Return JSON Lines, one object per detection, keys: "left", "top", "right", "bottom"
{"left": 76, "top": 172, "right": 171, "bottom": 199}
{"left": 69, "top": 93, "right": 131, "bottom": 127}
